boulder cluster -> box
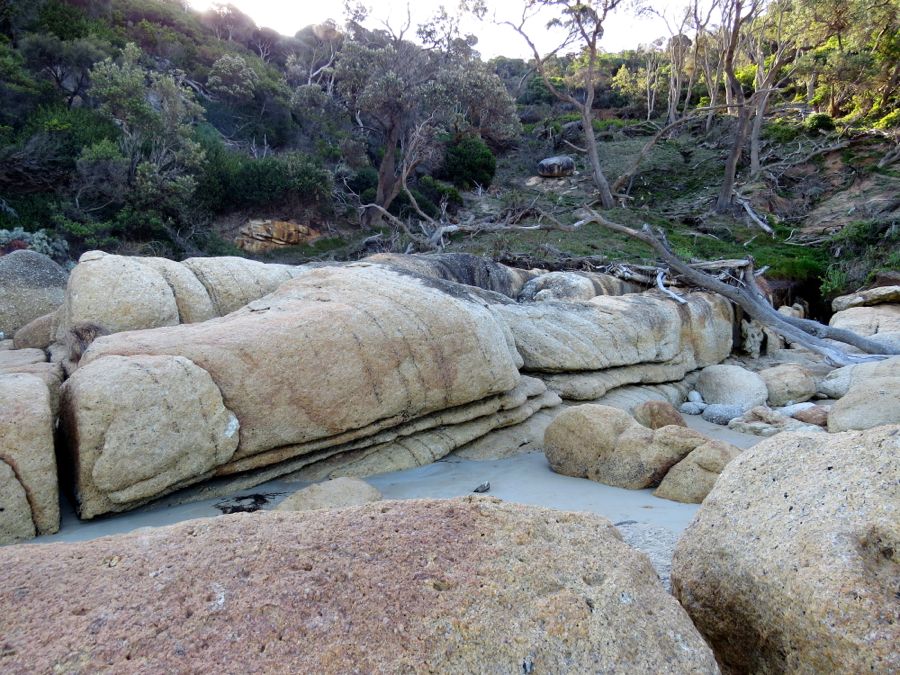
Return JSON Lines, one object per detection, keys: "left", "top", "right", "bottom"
{"left": 1, "top": 250, "right": 733, "bottom": 531}
{"left": 1, "top": 248, "right": 898, "bottom": 672}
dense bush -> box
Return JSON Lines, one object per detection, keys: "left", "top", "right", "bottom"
{"left": 440, "top": 135, "right": 496, "bottom": 189}
{"left": 805, "top": 113, "right": 835, "bottom": 134}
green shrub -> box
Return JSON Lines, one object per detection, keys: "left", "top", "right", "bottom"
{"left": 764, "top": 119, "right": 802, "bottom": 143}
{"left": 418, "top": 175, "right": 463, "bottom": 209}
{"left": 804, "top": 113, "right": 835, "bottom": 134}
{"left": 874, "top": 109, "right": 900, "bottom": 129}
{"left": 441, "top": 135, "right": 496, "bottom": 189}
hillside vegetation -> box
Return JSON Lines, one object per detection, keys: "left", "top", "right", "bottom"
{"left": 0, "top": 0, "right": 897, "bottom": 300}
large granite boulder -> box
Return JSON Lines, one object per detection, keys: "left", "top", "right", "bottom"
{"left": 275, "top": 477, "right": 382, "bottom": 511}
{"left": 0, "top": 373, "right": 58, "bottom": 544}
{"left": 0, "top": 498, "right": 719, "bottom": 673}
{"left": 818, "top": 355, "right": 900, "bottom": 398}
{"left": 62, "top": 264, "right": 523, "bottom": 517}
{"left": 56, "top": 251, "right": 299, "bottom": 341}
{"left": 509, "top": 291, "right": 732, "bottom": 399}
{"left": 696, "top": 364, "right": 768, "bottom": 409}
{"left": 538, "top": 155, "right": 576, "bottom": 177}
{"left": 12, "top": 311, "right": 55, "bottom": 350}
{"left": 544, "top": 404, "right": 737, "bottom": 490}
{"left": 829, "top": 304, "right": 900, "bottom": 336}
{"left": 828, "top": 376, "right": 900, "bottom": 432}
{"left": 832, "top": 285, "right": 900, "bottom": 312}
{"left": 0, "top": 250, "right": 67, "bottom": 336}
{"left": 62, "top": 355, "right": 240, "bottom": 516}
{"left": 672, "top": 426, "right": 900, "bottom": 673}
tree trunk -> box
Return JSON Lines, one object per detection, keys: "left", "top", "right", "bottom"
{"left": 806, "top": 71, "right": 818, "bottom": 105}
{"left": 749, "top": 90, "right": 770, "bottom": 178}
{"left": 364, "top": 126, "right": 401, "bottom": 226}
{"left": 583, "top": 108, "right": 615, "bottom": 207}
{"left": 715, "top": 105, "right": 751, "bottom": 212}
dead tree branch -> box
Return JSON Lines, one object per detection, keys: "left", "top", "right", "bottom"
{"left": 591, "top": 213, "right": 898, "bottom": 366}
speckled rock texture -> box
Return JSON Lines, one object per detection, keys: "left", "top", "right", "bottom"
{"left": 672, "top": 426, "right": 900, "bottom": 673}
{"left": 0, "top": 498, "right": 719, "bottom": 674}
{"left": 65, "top": 264, "right": 523, "bottom": 517}
{"left": 818, "top": 355, "right": 900, "bottom": 399}
{"left": 12, "top": 311, "right": 55, "bottom": 350}
{"left": 0, "top": 373, "right": 58, "bottom": 544}
{"left": 0, "top": 250, "right": 67, "bottom": 337}
{"left": 61, "top": 355, "right": 241, "bottom": 519}
{"left": 828, "top": 376, "right": 900, "bottom": 432}
{"left": 55, "top": 251, "right": 299, "bottom": 340}
{"left": 275, "top": 477, "right": 382, "bottom": 511}
{"left": 653, "top": 441, "right": 740, "bottom": 503}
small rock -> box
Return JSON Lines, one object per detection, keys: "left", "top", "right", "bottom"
{"left": 759, "top": 363, "right": 817, "bottom": 407}
{"left": 792, "top": 405, "right": 829, "bottom": 427}
{"left": 701, "top": 404, "right": 745, "bottom": 426}
{"left": 687, "top": 391, "right": 704, "bottom": 404}
{"left": 473, "top": 481, "right": 491, "bottom": 493}
{"left": 775, "top": 401, "right": 816, "bottom": 417}
{"left": 276, "top": 477, "right": 382, "bottom": 512}
{"left": 632, "top": 400, "right": 686, "bottom": 429}
{"left": 679, "top": 402, "right": 705, "bottom": 416}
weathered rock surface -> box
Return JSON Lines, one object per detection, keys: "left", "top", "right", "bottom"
{"left": 544, "top": 404, "right": 730, "bottom": 490}
{"left": 524, "top": 292, "right": 732, "bottom": 398}
{"left": 538, "top": 155, "right": 576, "bottom": 177}
{"left": 653, "top": 441, "right": 740, "bottom": 503}
{"left": 61, "top": 355, "right": 240, "bottom": 518}
{"left": 672, "top": 426, "right": 900, "bottom": 673}
{"left": 759, "top": 363, "right": 816, "bottom": 406}
{"left": 818, "top": 355, "right": 900, "bottom": 398}
{"left": 56, "top": 251, "right": 299, "bottom": 340}
{"left": 829, "top": 303, "right": 900, "bottom": 336}
{"left": 517, "top": 271, "right": 635, "bottom": 302}
{"left": 0, "top": 250, "right": 67, "bottom": 336}
{"left": 12, "top": 311, "right": 55, "bottom": 350}
{"left": 235, "top": 219, "right": 322, "bottom": 253}
{"left": 275, "top": 477, "right": 382, "bottom": 511}
{"left": 65, "top": 264, "right": 523, "bottom": 517}
{"left": 632, "top": 400, "right": 686, "bottom": 429}
{"left": 832, "top": 285, "right": 900, "bottom": 311}
{"left": 0, "top": 498, "right": 719, "bottom": 674}
{"left": 0, "top": 373, "right": 58, "bottom": 544}
{"left": 696, "top": 364, "right": 768, "bottom": 409}
{"left": 792, "top": 404, "right": 829, "bottom": 426}
{"left": 828, "top": 376, "right": 900, "bottom": 432}
{"left": 366, "top": 252, "right": 538, "bottom": 299}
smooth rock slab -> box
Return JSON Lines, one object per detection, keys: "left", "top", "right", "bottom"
{"left": 672, "top": 426, "right": 900, "bottom": 673}
{"left": 0, "top": 498, "right": 719, "bottom": 673}
{"left": 0, "top": 373, "right": 58, "bottom": 543}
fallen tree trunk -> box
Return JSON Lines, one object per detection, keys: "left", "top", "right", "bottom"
{"left": 591, "top": 213, "right": 898, "bottom": 366}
